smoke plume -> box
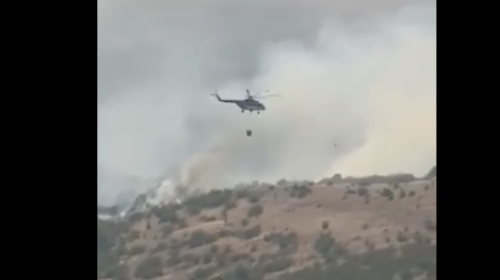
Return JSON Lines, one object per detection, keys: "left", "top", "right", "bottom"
{"left": 98, "top": 0, "right": 436, "bottom": 206}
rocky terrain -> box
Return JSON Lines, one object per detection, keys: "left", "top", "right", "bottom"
{"left": 98, "top": 169, "right": 437, "bottom": 280}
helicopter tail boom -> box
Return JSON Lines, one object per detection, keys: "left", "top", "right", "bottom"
{"left": 211, "top": 90, "right": 235, "bottom": 103}
{"left": 210, "top": 91, "right": 222, "bottom": 101}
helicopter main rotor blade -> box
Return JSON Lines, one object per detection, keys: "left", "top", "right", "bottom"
{"left": 254, "top": 94, "right": 280, "bottom": 99}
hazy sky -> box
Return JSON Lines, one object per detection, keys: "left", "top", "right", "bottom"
{"left": 98, "top": 0, "right": 436, "bottom": 205}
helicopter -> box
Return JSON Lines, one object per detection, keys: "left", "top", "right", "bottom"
{"left": 211, "top": 89, "right": 279, "bottom": 114}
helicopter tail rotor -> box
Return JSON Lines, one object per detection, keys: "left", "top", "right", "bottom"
{"left": 210, "top": 89, "right": 223, "bottom": 101}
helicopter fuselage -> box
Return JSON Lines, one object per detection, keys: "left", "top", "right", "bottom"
{"left": 212, "top": 93, "right": 266, "bottom": 113}
{"left": 234, "top": 99, "right": 266, "bottom": 112}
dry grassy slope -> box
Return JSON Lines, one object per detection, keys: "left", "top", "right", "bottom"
{"left": 119, "top": 179, "right": 436, "bottom": 280}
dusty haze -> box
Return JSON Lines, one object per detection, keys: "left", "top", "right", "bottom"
{"left": 98, "top": 0, "right": 436, "bottom": 205}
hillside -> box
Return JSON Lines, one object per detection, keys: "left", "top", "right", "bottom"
{"left": 98, "top": 173, "right": 437, "bottom": 280}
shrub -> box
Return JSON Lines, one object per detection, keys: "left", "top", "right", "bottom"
{"left": 239, "top": 225, "right": 262, "bottom": 240}
{"left": 134, "top": 256, "right": 163, "bottom": 279}
{"left": 128, "top": 245, "right": 147, "bottom": 256}
{"left": 265, "top": 232, "right": 298, "bottom": 250}
{"left": 357, "top": 187, "right": 369, "bottom": 197}
{"left": 187, "top": 230, "right": 216, "bottom": 248}
{"left": 399, "top": 190, "right": 406, "bottom": 199}
{"left": 381, "top": 188, "right": 394, "bottom": 200}
{"left": 247, "top": 204, "right": 264, "bottom": 218}
{"left": 262, "top": 258, "right": 293, "bottom": 274}
{"left": 151, "top": 242, "right": 167, "bottom": 254}
{"left": 313, "top": 233, "right": 335, "bottom": 256}
{"left": 247, "top": 195, "right": 260, "bottom": 204}
{"left": 322, "top": 220, "right": 329, "bottom": 230}
{"left": 183, "top": 189, "right": 233, "bottom": 214}
{"left": 290, "top": 184, "right": 312, "bottom": 199}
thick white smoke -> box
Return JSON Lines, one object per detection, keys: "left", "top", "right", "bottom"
{"left": 98, "top": 1, "right": 436, "bottom": 206}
